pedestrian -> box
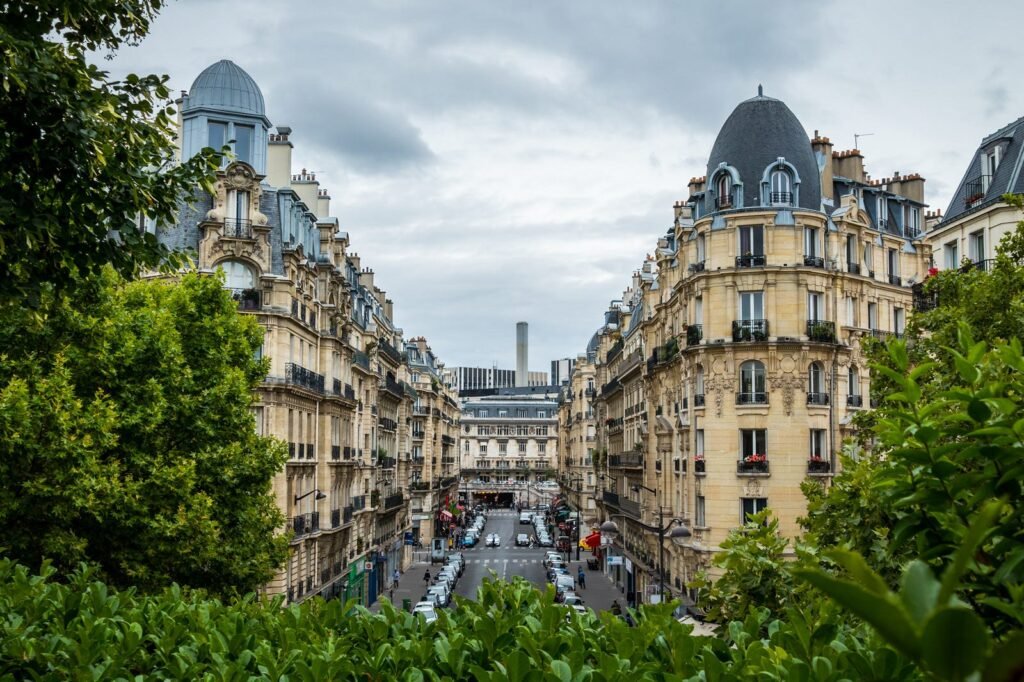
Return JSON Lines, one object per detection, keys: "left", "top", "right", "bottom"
{"left": 577, "top": 567, "right": 586, "bottom": 589}
{"left": 393, "top": 568, "right": 400, "bottom": 586}
{"left": 610, "top": 600, "right": 622, "bottom": 615}
{"left": 423, "top": 569, "right": 430, "bottom": 587}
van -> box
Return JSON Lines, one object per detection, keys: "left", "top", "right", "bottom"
{"left": 430, "top": 537, "right": 446, "bottom": 564}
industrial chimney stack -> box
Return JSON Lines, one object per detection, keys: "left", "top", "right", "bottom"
{"left": 515, "top": 322, "right": 528, "bottom": 387}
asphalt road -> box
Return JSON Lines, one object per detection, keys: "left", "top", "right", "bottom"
{"left": 452, "top": 510, "right": 557, "bottom": 600}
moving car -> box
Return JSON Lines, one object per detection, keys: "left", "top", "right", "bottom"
{"left": 462, "top": 534, "right": 477, "bottom": 548}
{"left": 413, "top": 601, "right": 438, "bottom": 623}
{"left": 519, "top": 511, "right": 533, "bottom": 524}
{"left": 486, "top": 533, "right": 501, "bottom": 547}
{"left": 516, "top": 533, "right": 530, "bottom": 546}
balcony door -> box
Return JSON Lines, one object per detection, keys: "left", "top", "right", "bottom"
{"left": 738, "top": 226, "right": 764, "bottom": 257}
{"left": 808, "top": 292, "right": 823, "bottom": 322}
{"left": 739, "top": 291, "right": 764, "bottom": 322}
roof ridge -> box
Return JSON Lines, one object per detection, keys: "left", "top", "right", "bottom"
{"left": 980, "top": 115, "right": 1024, "bottom": 146}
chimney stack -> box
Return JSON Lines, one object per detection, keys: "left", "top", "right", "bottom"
{"left": 516, "top": 322, "right": 528, "bottom": 387}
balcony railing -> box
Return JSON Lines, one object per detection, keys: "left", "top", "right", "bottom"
{"left": 847, "top": 262, "right": 861, "bottom": 275}
{"left": 285, "top": 363, "right": 325, "bottom": 394}
{"left": 292, "top": 513, "right": 311, "bottom": 537}
{"left": 383, "top": 376, "right": 404, "bottom": 398}
{"left": 608, "top": 452, "right": 643, "bottom": 468}
{"left": 379, "top": 417, "right": 397, "bottom": 431}
{"left": 379, "top": 339, "right": 403, "bottom": 365}
{"left": 736, "top": 254, "right": 766, "bottom": 268}
{"left": 353, "top": 351, "right": 370, "bottom": 372}
{"left": 807, "top": 459, "right": 831, "bottom": 474}
{"left": 330, "top": 508, "right": 340, "bottom": 527}
{"left": 383, "top": 492, "right": 404, "bottom": 510}
{"left": 732, "top": 319, "right": 769, "bottom": 342}
{"left": 620, "top": 498, "right": 641, "bottom": 518}
{"left": 803, "top": 255, "right": 825, "bottom": 268}
{"left": 686, "top": 324, "right": 702, "bottom": 346}
{"left": 716, "top": 195, "right": 733, "bottom": 209}
{"left": 602, "top": 490, "right": 620, "bottom": 507}
{"left": 378, "top": 456, "right": 397, "bottom": 468}
{"left": 737, "top": 458, "right": 770, "bottom": 475}
{"left": 736, "top": 392, "right": 768, "bottom": 405}
{"left": 807, "top": 392, "right": 829, "bottom": 406}
{"left": 960, "top": 259, "right": 994, "bottom": 273}
{"left": 229, "top": 287, "right": 261, "bottom": 311}
{"left": 689, "top": 260, "right": 706, "bottom": 273}
{"left": 307, "top": 443, "right": 314, "bottom": 459}
{"left": 694, "top": 393, "right": 705, "bottom": 407}
{"left": 344, "top": 384, "right": 355, "bottom": 400}
{"left": 223, "top": 218, "right": 253, "bottom": 239}
{"left": 331, "top": 445, "right": 341, "bottom": 461}
{"left": 694, "top": 459, "right": 705, "bottom": 473}
{"left": 806, "top": 320, "right": 836, "bottom": 342}
{"left": 888, "top": 274, "right": 903, "bottom": 286}
{"left": 964, "top": 175, "right": 992, "bottom": 207}
{"left": 412, "top": 430, "right": 425, "bottom": 439}
{"left": 847, "top": 395, "right": 863, "bottom": 407}
{"left": 770, "top": 191, "right": 793, "bottom": 204}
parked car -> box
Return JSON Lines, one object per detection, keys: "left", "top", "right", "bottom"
{"left": 413, "top": 601, "right": 438, "bottom": 623}
{"left": 554, "top": 574, "right": 575, "bottom": 599}
{"left": 519, "top": 511, "right": 533, "bottom": 524}
{"left": 516, "top": 533, "right": 530, "bottom": 546}
{"left": 543, "top": 552, "right": 562, "bottom": 567}
{"left": 427, "top": 584, "right": 450, "bottom": 607}
{"left": 462, "top": 534, "right": 477, "bottom": 548}
{"left": 562, "top": 592, "right": 585, "bottom": 607}
{"left": 419, "top": 592, "right": 442, "bottom": 608}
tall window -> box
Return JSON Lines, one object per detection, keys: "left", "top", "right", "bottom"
{"left": 696, "top": 234, "right": 706, "bottom": 263}
{"left": 804, "top": 227, "right": 820, "bottom": 259}
{"left": 738, "top": 225, "right": 764, "bottom": 256}
{"left": 808, "top": 362, "right": 825, "bottom": 395}
{"left": 876, "top": 195, "right": 887, "bottom": 227}
{"left": 538, "top": 441, "right": 546, "bottom": 454}
{"left": 969, "top": 231, "right": 985, "bottom": 263}
{"left": 846, "top": 235, "right": 858, "bottom": 270}
{"left": 498, "top": 442, "right": 507, "bottom": 455}
{"left": 742, "top": 497, "right": 768, "bottom": 523}
{"left": 740, "top": 429, "right": 767, "bottom": 457}
{"left": 208, "top": 121, "right": 227, "bottom": 151}
{"left": 770, "top": 169, "right": 792, "bottom": 204}
{"left": 809, "top": 429, "right": 826, "bottom": 458}
{"left": 694, "top": 296, "right": 703, "bottom": 326}
{"left": 695, "top": 429, "right": 705, "bottom": 457}
{"left": 739, "top": 360, "right": 766, "bottom": 397}
{"left": 234, "top": 124, "right": 254, "bottom": 164}
{"left": 518, "top": 440, "right": 527, "bottom": 454}
{"left": 695, "top": 365, "right": 705, "bottom": 396}
{"left": 226, "top": 190, "right": 250, "bottom": 224}
{"left": 219, "top": 260, "right": 254, "bottom": 289}
{"left": 905, "top": 206, "right": 920, "bottom": 237}
{"left": 848, "top": 366, "right": 860, "bottom": 397}
{"left": 696, "top": 496, "right": 706, "bottom": 527}
{"left": 868, "top": 302, "right": 878, "bottom": 330}
{"left": 739, "top": 291, "right": 764, "bottom": 321}
{"left": 863, "top": 243, "right": 874, "bottom": 274}
{"left": 808, "top": 292, "right": 823, "bottom": 321}
{"left": 717, "top": 173, "right": 731, "bottom": 207}
{"left": 845, "top": 296, "right": 857, "bottom": 327}
{"left": 894, "top": 308, "right": 905, "bottom": 336}
{"left": 945, "top": 241, "right": 959, "bottom": 269}
{"left": 888, "top": 248, "right": 899, "bottom": 280}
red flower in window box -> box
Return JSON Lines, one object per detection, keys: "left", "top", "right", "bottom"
{"left": 743, "top": 453, "right": 766, "bottom": 463}
{"left": 926, "top": 267, "right": 939, "bottom": 279}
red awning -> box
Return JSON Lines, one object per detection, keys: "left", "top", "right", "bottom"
{"left": 580, "top": 531, "right": 601, "bottom": 550}
{"left": 439, "top": 510, "right": 453, "bottom": 521}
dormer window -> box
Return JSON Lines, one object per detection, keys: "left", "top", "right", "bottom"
{"left": 716, "top": 174, "right": 732, "bottom": 209}
{"left": 770, "top": 169, "right": 792, "bottom": 205}
{"left": 983, "top": 148, "right": 1000, "bottom": 191}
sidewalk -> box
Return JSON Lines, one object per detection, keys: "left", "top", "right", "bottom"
{"left": 369, "top": 560, "right": 432, "bottom": 614}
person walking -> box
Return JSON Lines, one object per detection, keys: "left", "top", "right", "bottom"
{"left": 610, "top": 600, "right": 622, "bottom": 616}
{"left": 393, "top": 568, "right": 400, "bottom": 586}
{"left": 577, "top": 567, "right": 586, "bottom": 589}
{"left": 423, "top": 569, "right": 431, "bottom": 588}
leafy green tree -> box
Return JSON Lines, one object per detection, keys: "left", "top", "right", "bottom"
{"left": 0, "top": 270, "right": 287, "bottom": 597}
{"left": 0, "top": 0, "right": 220, "bottom": 305}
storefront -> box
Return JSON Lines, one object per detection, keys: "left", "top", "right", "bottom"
{"left": 343, "top": 559, "right": 366, "bottom": 606}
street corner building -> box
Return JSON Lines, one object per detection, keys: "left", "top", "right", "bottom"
{"left": 563, "top": 87, "right": 934, "bottom": 606}
{"left": 150, "top": 60, "right": 461, "bottom": 606}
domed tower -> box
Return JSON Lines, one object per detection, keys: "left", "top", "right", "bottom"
{"left": 180, "top": 60, "right": 271, "bottom": 174}
{"left": 703, "top": 86, "right": 820, "bottom": 215}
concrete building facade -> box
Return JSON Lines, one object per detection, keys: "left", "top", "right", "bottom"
{"left": 158, "top": 60, "right": 459, "bottom": 606}
{"left": 569, "top": 90, "right": 931, "bottom": 605}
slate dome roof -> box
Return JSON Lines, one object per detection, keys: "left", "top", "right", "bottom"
{"left": 706, "top": 91, "right": 820, "bottom": 212}
{"left": 184, "top": 60, "right": 266, "bottom": 118}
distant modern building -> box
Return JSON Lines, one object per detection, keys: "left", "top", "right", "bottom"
{"left": 925, "top": 115, "right": 1024, "bottom": 271}
{"left": 459, "top": 390, "right": 559, "bottom": 507}
{"left": 550, "top": 357, "right": 576, "bottom": 386}
{"left": 447, "top": 366, "right": 547, "bottom": 394}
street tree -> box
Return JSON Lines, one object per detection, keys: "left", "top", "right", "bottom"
{"left": 0, "top": 271, "right": 287, "bottom": 597}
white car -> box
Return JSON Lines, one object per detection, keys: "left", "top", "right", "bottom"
{"left": 413, "top": 601, "right": 438, "bottom": 623}
{"left": 486, "top": 533, "right": 501, "bottom": 547}
{"left": 419, "top": 592, "right": 442, "bottom": 608}
{"left": 427, "top": 584, "right": 450, "bottom": 607}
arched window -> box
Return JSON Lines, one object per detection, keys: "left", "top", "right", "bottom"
{"left": 770, "top": 169, "right": 792, "bottom": 204}
{"left": 717, "top": 173, "right": 732, "bottom": 209}
{"left": 739, "top": 360, "right": 766, "bottom": 404}
{"left": 808, "top": 362, "right": 828, "bottom": 405}
{"left": 218, "top": 260, "right": 255, "bottom": 290}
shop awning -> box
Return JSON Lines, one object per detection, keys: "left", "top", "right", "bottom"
{"left": 439, "top": 510, "right": 453, "bottom": 521}
{"left": 580, "top": 531, "right": 601, "bottom": 549}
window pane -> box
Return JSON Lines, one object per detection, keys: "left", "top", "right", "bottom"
{"left": 234, "top": 125, "right": 254, "bottom": 164}
{"left": 208, "top": 121, "right": 227, "bottom": 150}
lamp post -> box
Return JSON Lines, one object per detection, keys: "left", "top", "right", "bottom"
{"left": 294, "top": 489, "right": 327, "bottom": 504}
{"left": 565, "top": 474, "right": 584, "bottom": 561}
{"left": 600, "top": 503, "right": 690, "bottom": 604}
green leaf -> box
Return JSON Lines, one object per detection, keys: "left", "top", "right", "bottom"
{"left": 983, "top": 629, "right": 1024, "bottom": 682}
{"left": 921, "top": 607, "right": 990, "bottom": 681}
{"left": 826, "top": 549, "right": 890, "bottom": 596}
{"left": 968, "top": 398, "right": 992, "bottom": 422}
{"left": 938, "top": 499, "right": 1003, "bottom": 606}
{"left": 899, "top": 561, "right": 940, "bottom": 625}
{"left": 793, "top": 568, "right": 920, "bottom": 659}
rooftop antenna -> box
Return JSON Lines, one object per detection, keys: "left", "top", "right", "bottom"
{"left": 757, "top": 84, "right": 763, "bottom": 97}
{"left": 854, "top": 133, "right": 874, "bottom": 149}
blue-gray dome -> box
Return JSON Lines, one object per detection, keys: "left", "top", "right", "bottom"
{"left": 184, "top": 60, "right": 265, "bottom": 118}
{"left": 706, "top": 92, "right": 820, "bottom": 212}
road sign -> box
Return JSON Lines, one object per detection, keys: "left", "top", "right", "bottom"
{"left": 364, "top": 562, "right": 373, "bottom": 571}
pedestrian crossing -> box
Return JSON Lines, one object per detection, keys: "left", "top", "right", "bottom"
{"left": 466, "top": 558, "right": 542, "bottom": 564}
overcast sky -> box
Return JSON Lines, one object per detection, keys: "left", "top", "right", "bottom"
{"left": 108, "top": 0, "right": 1024, "bottom": 372}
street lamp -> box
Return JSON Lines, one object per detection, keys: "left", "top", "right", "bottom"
{"left": 294, "top": 489, "right": 327, "bottom": 504}
{"left": 565, "top": 474, "right": 584, "bottom": 561}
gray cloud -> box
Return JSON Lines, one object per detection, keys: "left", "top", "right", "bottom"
{"left": 105, "top": 0, "right": 1024, "bottom": 369}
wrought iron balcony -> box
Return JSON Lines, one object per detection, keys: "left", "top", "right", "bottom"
{"left": 331, "top": 508, "right": 340, "bottom": 527}
{"left": 960, "top": 259, "right": 994, "bottom": 273}
{"left": 888, "top": 274, "right": 903, "bottom": 286}
{"left": 223, "top": 218, "right": 253, "bottom": 239}
{"left": 331, "top": 445, "right": 341, "bottom": 461}
{"left": 847, "top": 262, "right": 860, "bottom": 275}
{"left": 608, "top": 452, "right": 643, "bottom": 468}
{"left": 803, "top": 255, "right": 825, "bottom": 268}
{"left": 285, "top": 362, "right": 325, "bottom": 394}
{"left": 383, "top": 492, "right": 404, "bottom": 510}
{"left": 732, "top": 319, "right": 769, "bottom": 342}
{"left": 770, "top": 191, "right": 793, "bottom": 204}
{"left": 307, "top": 442, "right": 314, "bottom": 459}
{"left": 736, "top": 254, "right": 766, "bottom": 268}
{"left": 602, "top": 490, "right": 620, "bottom": 507}
{"left": 807, "top": 392, "right": 830, "bottom": 406}
{"left": 716, "top": 195, "right": 733, "bottom": 209}
{"left": 807, "top": 459, "right": 831, "bottom": 474}
{"left": 963, "top": 175, "right": 992, "bottom": 207}
{"left": 694, "top": 393, "right": 705, "bottom": 407}
{"left": 689, "top": 260, "right": 706, "bottom": 273}
{"left": 694, "top": 459, "right": 705, "bottom": 473}
{"left": 344, "top": 384, "right": 355, "bottom": 400}
{"left": 847, "top": 395, "right": 863, "bottom": 407}
{"left": 229, "top": 287, "right": 261, "bottom": 311}
{"left": 737, "top": 458, "right": 770, "bottom": 475}
{"left": 736, "top": 392, "right": 768, "bottom": 405}
{"left": 806, "top": 320, "right": 836, "bottom": 342}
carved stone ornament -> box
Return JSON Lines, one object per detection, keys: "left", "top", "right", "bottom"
{"left": 768, "top": 372, "right": 806, "bottom": 417}
{"left": 743, "top": 478, "right": 764, "bottom": 497}
{"left": 704, "top": 374, "right": 734, "bottom": 419}
{"left": 225, "top": 163, "right": 256, "bottom": 190}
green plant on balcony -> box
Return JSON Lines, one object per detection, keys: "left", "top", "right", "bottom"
{"left": 686, "top": 325, "right": 702, "bottom": 345}
{"left": 370, "top": 490, "right": 380, "bottom": 507}
{"left": 376, "top": 447, "right": 388, "bottom": 460}
{"left": 808, "top": 321, "right": 836, "bottom": 342}
{"left": 664, "top": 336, "right": 679, "bottom": 360}
{"left": 356, "top": 537, "right": 364, "bottom": 553}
